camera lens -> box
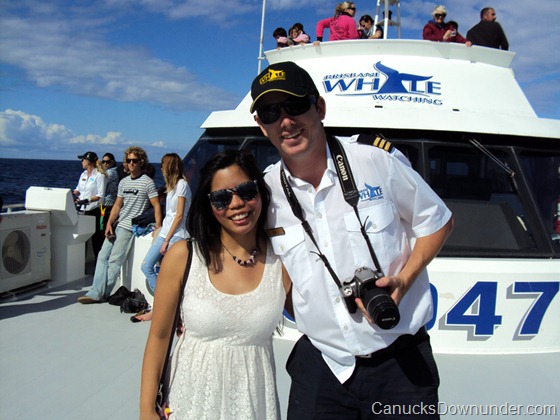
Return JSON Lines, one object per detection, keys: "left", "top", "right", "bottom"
{"left": 362, "top": 286, "right": 400, "bottom": 329}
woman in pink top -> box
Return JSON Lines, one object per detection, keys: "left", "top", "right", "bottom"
{"left": 315, "top": 1, "right": 360, "bottom": 44}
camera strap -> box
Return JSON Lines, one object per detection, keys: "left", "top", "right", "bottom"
{"left": 326, "top": 135, "right": 384, "bottom": 275}
{"left": 279, "top": 135, "right": 384, "bottom": 288}
{"left": 280, "top": 167, "right": 343, "bottom": 288}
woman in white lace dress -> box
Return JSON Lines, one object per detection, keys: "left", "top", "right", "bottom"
{"left": 140, "top": 150, "right": 292, "bottom": 419}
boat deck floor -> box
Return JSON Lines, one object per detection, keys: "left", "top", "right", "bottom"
{"left": 1, "top": 276, "right": 558, "bottom": 419}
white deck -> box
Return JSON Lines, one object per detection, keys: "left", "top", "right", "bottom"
{"left": 1, "top": 275, "right": 558, "bottom": 419}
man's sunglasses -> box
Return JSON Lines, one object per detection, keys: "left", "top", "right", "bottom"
{"left": 434, "top": 13, "right": 446, "bottom": 18}
{"left": 208, "top": 180, "right": 259, "bottom": 209}
{"left": 126, "top": 158, "right": 139, "bottom": 164}
{"left": 256, "top": 96, "right": 316, "bottom": 125}
{"left": 102, "top": 160, "right": 112, "bottom": 164}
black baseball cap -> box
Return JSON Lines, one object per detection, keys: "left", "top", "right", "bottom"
{"left": 250, "top": 61, "right": 319, "bottom": 113}
{"left": 78, "top": 151, "right": 98, "bottom": 162}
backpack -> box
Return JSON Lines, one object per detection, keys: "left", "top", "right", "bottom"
{"left": 120, "top": 289, "right": 149, "bottom": 313}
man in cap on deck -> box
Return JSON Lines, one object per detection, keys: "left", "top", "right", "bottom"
{"left": 251, "top": 61, "right": 453, "bottom": 418}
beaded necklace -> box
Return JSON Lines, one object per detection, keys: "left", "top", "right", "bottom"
{"left": 223, "top": 245, "right": 258, "bottom": 266}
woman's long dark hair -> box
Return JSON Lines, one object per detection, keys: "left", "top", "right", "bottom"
{"left": 186, "top": 149, "right": 270, "bottom": 272}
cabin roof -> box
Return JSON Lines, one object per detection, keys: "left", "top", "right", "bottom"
{"left": 202, "top": 40, "right": 560, "bottom": 140}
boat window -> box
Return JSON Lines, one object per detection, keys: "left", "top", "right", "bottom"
{"left": 243, "top": 139, "right": 281, "bottom": 171}
{"left": 519, "top": 151, "right": 560, "bottom": 251}
{"left": 393, "top": 143, "right": 420, "bottom": 171}
{"left": 428, "top": 145, "right": 538, "bottom": 256}
{"left": 183, "top": 138, "right": 243, "bottom": 194}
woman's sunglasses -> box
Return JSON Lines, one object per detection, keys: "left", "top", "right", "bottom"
{"left": 208, "top": 180, "right": 259, "bottom": 209}
{"left": 256, "top": 96, "right": 316, "bottom": 125}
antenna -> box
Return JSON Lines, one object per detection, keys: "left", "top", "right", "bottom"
{"left": 257, "top": 0, "right": 267, "bottom": 74}
{"left": 373, "top": 0, "right": 401, "bottom": 39}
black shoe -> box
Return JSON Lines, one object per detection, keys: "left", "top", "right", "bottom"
{"left": 130, "top": 309, "right": 151, "bottom": 323}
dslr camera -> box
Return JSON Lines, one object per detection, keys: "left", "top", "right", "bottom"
{"left": 340, "top": 266, "right": 400, "bottom": 330}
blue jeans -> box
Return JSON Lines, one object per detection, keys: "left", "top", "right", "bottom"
{"left": 86, "top": 227, "right": 135, "bottom": 301}
{"left": 141, "top": 235, "right": 183, "bottom": 292}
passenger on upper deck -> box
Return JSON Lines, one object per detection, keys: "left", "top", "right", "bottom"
{"left": 273, "top": 27, "right": 293, "bottom": 49}
{"left": 289, "top": 23, "right": 310, "bottom": 45}
{"left": 467, "top": 7, "right": 509, "bottom": 50}
{"left": 359, "top": 14, "right": 383, "bottom": 39}
{"left": 423, "top": 4, "right": 472, "bottom": 46}
{"left": 314, "top": 1, "right": 360, "bottom": 45}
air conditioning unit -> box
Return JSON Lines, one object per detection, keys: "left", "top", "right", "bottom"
{"left": 0, "top": 211, "right": 51, "bottom": 293}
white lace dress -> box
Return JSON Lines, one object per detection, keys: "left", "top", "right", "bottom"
{"left": 166, "top": 245, "right": 285, "bottom": 419}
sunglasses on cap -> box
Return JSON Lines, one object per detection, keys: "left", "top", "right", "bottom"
{"left": 208, "top": 180, "right": 259, "bottom": 210}
{"left": 256, "top": 96, "right": 317, "bottom": 125}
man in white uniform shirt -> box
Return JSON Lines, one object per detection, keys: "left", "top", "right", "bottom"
{"left": 251, "top": 61, "right": 453, "bottom": 418}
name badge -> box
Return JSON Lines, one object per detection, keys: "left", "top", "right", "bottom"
{"left": 265, "top": 227, "right": 285, "bottom": 237}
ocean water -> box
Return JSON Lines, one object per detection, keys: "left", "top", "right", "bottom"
{"left": 0, "top": 158, "right": 164, "bottom": 206}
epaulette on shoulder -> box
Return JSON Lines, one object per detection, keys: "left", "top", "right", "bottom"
{"left": 356, "top": 133, "right": 395, "bottom": 153}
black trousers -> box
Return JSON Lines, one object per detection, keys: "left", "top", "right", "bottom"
{"left": 286, "top": 328, "right": 440, "bottom": 419}
{"left": 85, "top": 207, "right": 104, "bottom": 258}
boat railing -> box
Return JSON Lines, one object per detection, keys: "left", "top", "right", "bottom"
{"left": 1, "top": 203, "right": 26, "bottom": 214}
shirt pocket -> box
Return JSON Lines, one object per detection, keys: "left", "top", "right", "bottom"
{"left": 269, "top": 224, "right": 314, "bottom": 303}
{"left": 343, "top": 201, "right": 400, "bottom": 272}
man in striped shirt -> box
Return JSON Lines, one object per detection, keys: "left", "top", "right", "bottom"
{"left": 78, "top": 146, "right": 162, "bottom": 304}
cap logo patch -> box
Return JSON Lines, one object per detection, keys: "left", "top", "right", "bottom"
{"left": 260, "top": 69, "right": 285, "bottom": 85}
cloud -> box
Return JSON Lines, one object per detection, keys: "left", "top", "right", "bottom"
{"left": 0, "top": 109, "right": 149, "bottom": 156}
{"left": 0, "top": 109, "right": 74, "bottom": 148}
{"left": 103, "top": 0, "right": 327, "bottom": 21}
{"left": 69, "top": 131, "right": 127, "bottom": 146}
{"left": 0, "top": 2, "right": 239, "bottom": 112}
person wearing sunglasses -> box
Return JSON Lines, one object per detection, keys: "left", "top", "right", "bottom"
{"left": 78, "top": 146, "right": 162, "bottom": 304}
{"left": 140, "top": 150, "right": 292, "bottom": 418}
{"left": 73, "top": 151, "right": 107, "bottom": 259}
{"left": 314, "top": 1, "right": 360, "bottom": 45}
{"left": 423, "top": 4, "right": 472, "bottom": 46}
{"left": 100, "top": 153, "right": 119, "bottom": 234}
{"left": 251, "top": 61, "right": 454, "bottom": 418}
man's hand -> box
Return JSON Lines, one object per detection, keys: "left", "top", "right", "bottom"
{"left": 355, "top": 275, "right": 405, "bottom": 324}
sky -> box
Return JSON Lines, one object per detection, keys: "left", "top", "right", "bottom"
{"left": 1, "top": 0, "right": 559, "bottom": 162}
